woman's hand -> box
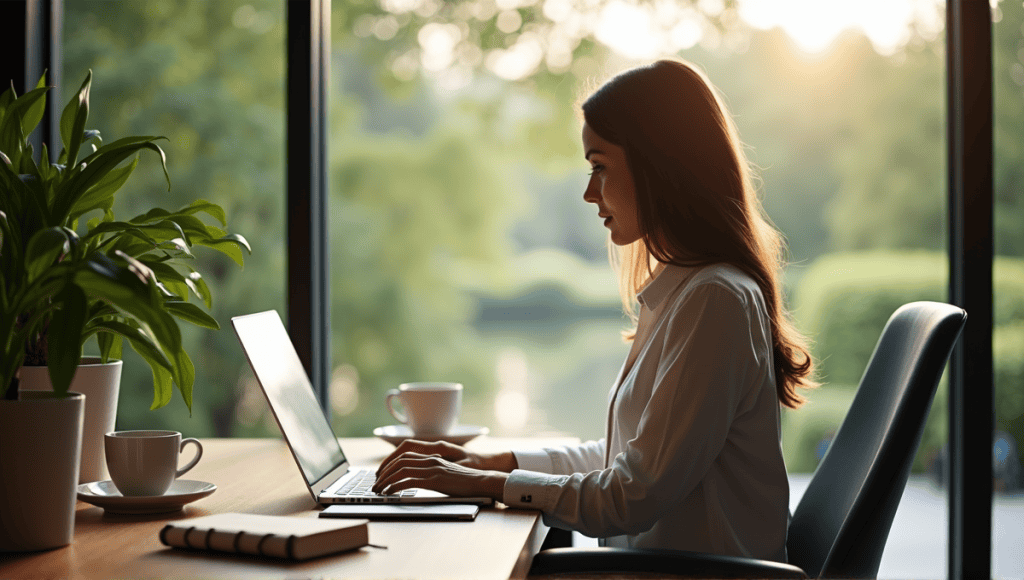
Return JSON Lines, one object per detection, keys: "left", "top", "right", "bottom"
{"left": 371, "top": 451, "right": 508, "bottom": 499}
{"left": 372, "top": 440, "right": 518, "bottom": 500}
{"left": 375, "top": 440, "right": 517, "bottom": 474}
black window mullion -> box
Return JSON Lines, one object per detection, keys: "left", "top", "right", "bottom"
{"left": 287, "top": 0, "right": 331, "bottom": 414}
{"left": 946, "top": 0, "right": 995, "bottom": 578}
{"left": 1, "top": 0, "right": 61, "bottom": 156}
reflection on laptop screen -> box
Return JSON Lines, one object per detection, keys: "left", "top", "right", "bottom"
{"left": 232, "top": 311, "right": 346, "bottom": 486}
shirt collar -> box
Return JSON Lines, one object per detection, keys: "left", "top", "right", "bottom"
{"left": 637, "top": 264, "right": 698, "bottom": 311}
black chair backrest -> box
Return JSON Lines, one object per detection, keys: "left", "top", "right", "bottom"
{"left": 786, "top": 301, "right": 967, "bottom": 579}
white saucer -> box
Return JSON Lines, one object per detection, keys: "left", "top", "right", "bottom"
{"left": 77, "top": 479, "right": 216, "bottom": 514}
{"left": 373, "top": 424, "right": 489, "bottom": 447}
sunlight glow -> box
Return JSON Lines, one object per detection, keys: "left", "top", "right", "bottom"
{"left": 486, "top": 34, "right": 545, "bottom": 80}
{"left": 494, "top": 348, "right": 531, "bottom": 430}
{"left": 737, "top": 0, "right": 943, "bottom": 55}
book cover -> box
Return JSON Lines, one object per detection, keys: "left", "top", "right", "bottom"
{"left": 160, "top": 513, "right": 369, "bottom": 561}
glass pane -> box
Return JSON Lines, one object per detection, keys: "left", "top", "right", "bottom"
{"left": 327, "top": 1, "right": 948, "bottom": 574}
{"left": 993, "top": 0, "right": 1024, "bottom": 577}
{"left": 62, "top": 0, "right": 286, "bottom": 437}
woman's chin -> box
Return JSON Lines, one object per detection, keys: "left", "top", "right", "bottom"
{"left": 608, "top": 232, "right": 641, "bottom": 246}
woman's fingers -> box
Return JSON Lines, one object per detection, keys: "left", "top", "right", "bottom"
{"left": 373, "top": 453, "right": 441, "bottom": 493}
{"left": 376, "top": 440, "right": 464, "bottom": 477}
{"left": 374, "top": 465, "right": 438, "bottom": 494}
{"left": 376, "top": 442, "right": 424, "bottom": 476}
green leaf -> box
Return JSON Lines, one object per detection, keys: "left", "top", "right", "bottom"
{"left": 87, "top": 219, "right": 186, "bottom": 248}
{"left": 197, "top": 234, "right": 252, "bottom": 267}
{"left": 140, "top": 260, "right": 189, "bottom": 299}
{"left": 68, "top": 156, "right": 138, "bottom": 221}
{"left": 74, "top": 255, "right": 183, "bottom": 355}
{"left": 0, "top": 87, "right": 50, "bottom": 170}
{"left": 25, "top": 227, "right": 70, "bottom": 282}
{"left": 165, "top": 214, "right": 214, "bottom": 244}
{"left": 140, "top": 259, "right": 186, "bottom": 282}
{"left": 128, "top": 207, "right": 173, "bottom": 224}
{"left": 182, "top": 200, "right": 227, "bottom": 226}
{"left": 38, "top": 142, "right": 54, "bottom": 182}
{"left": 170, "top": 348, "right": 194, "bottom": 414}
{"left": 149, "top": 363, "right": 174, "bottom": 410}
{"left": 88, "top": 319, "right": 176, "bottom": 409}
{"left": 92, "top": 319, "right": 172, "bottom": 370}
{"left": 157, "top": 238, "right": 194, "bottom": 259}
{"left": 185, "top": 271, "right": 212, "bottom": 309}
{"left": 48, "top": 284, "right": 87, "bottom": 396}
{"left": 165, "top": 301, "right": 220, "bottom": 330}
{"left": 56, "top": 138, "right": 170, "bottom": 221}
{"left": 21, "top": 72, "right": 48, "bottom": 139}
{"left": 0, "top": 82, "right": 15, "bottom": 125}
{"left": 60, "top": 70, "right": 91, "bottom": 168}
{"left": 97, "top": 330, "right": 123, "bottom": 364}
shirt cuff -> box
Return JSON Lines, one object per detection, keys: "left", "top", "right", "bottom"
{"left": 502, "top": 469, "right": 566, "bottom": 510}
{"left": 512, "top": 448, "right": 554, "bottom": 473}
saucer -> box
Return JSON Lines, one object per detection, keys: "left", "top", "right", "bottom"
{"left": 373, "top": 424, "right": 489, "bottom": 447}
{"left": 77, "top": 479, "right": 216, "bottom": 514}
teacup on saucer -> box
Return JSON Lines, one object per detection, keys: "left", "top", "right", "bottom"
{"left": 77, "top": 479, "right": 216, "bottom": 514}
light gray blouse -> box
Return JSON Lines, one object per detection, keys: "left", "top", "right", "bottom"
{"left": 502, "top": 263, "right": 790, "bottom": 561}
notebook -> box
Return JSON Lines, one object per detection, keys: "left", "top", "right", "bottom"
{"left": 231, "top": 310, "right": 492, "bottom": 506}
{"left": 159, "top": 513, "right": 368, "bottom": 560}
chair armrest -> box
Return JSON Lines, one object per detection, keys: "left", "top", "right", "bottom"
{"left": 529, "top": 547, "right": 808, "bottom": 578}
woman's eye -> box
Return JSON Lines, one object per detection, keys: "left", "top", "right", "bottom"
{"left": 589, "top": 165, "right": 604, "bottom": 176}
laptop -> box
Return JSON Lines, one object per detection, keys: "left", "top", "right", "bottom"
{"left": 231, "top": 310, "right": 491, "bottom": 506}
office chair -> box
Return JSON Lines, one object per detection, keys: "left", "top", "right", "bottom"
{"left": 530, "top": 301, "right": 967, "bottom": 579}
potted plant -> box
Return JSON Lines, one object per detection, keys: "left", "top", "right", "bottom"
{"left": 0, "top": 71, "right": 250, "bottom": 551}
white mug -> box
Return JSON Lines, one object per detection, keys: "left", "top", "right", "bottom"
{"left": 385, "top": 382, "right": 462, "bottom": 436}
{"left": 104, "top": 430, "right": 202, "bottom": 497}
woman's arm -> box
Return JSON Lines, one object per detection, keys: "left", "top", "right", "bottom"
{"left": 512, "top": 439, "right": 607, "bottom": 475}
{"left": 371, "top": 438, "right": 607, "bottom": 499}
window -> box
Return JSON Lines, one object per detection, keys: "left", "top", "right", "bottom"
{"left": 62, "top": 0, "right": 287, "bottom": 436}
{"left": 992, "top": 0, "right": 1024, "bottom": 575}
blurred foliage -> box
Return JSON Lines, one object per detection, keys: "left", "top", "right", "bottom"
{"left": 789, "top": 251, "right": 1024, "bottom": 473}
{"left": 62, "top": 0, "right": 287, "bottom": 435}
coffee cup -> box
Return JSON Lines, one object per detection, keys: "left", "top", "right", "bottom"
{"left": 104, "top": 430, "right": 203, "bottom": 496}
{"left": 385, "top": 382, "right": 462, "bottom": 436}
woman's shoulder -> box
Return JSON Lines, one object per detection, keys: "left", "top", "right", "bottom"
{"left": 683, "top": 263, "right": 763, "bottom": 302}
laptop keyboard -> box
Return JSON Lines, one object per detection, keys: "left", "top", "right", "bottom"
{"left": 337, "top": 470, "right": 417, "bottom": 498}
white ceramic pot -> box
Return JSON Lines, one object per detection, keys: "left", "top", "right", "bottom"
{"left": 19, "top": 358, "right": 122, "bottom": 483}
{"left": 0, "top": 391, "right": 85, "bottom": 552}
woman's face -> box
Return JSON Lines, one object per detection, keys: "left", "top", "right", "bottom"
{"left": 582, "top": 122, "right": 641, "bottom": 246}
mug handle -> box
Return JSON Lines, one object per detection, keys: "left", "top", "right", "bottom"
{"left": 385, "top": 389, "right": 407, "bottom": 424}
{"left": 176, "top": 438, "right": 203, "bottom": 478}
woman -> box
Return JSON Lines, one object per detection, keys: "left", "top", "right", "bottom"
{"left": 372, "top": 59, "right": 815, "bottom": 561}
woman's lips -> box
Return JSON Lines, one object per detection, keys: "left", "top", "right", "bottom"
{"left": 603, "top": 216, "right": 613, "bottom": 227}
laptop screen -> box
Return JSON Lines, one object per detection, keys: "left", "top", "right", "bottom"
{"left": 231, "top": 311, "right": 347, "bottom": 486}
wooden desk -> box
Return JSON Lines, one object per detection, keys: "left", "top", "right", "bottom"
{"left": 2, "top": 436, "right": 577, "bottom": 579}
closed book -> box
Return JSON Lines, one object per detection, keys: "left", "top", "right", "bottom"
{"left": 159, "top": 513, "right": 369, "bottom": 561}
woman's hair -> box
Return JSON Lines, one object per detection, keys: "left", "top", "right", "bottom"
{"left": 582, "top": 59, "right": 816, "bottom": 409}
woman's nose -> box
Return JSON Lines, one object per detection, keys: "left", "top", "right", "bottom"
{"left": 583, "top": 177, "right": 599, "bottom": 203}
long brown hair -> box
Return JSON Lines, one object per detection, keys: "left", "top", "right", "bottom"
{"left": 582, "top": 59, "right": 815, "bottom": 409}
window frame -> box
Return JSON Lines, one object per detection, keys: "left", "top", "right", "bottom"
{"left": 946, "top": 0, "right": 994, "bottom": 577}
{"left": 286, "top": 0, "right": 332, "bottom": 414}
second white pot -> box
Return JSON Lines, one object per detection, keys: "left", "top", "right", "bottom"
{"left": 19, "top": 358, "right": 123, "bottom": 483}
